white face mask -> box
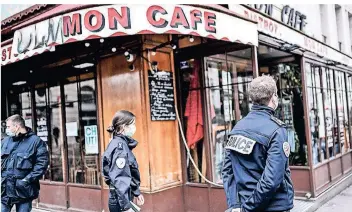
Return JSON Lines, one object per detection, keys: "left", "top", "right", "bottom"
{"left": 123, "top": 124, "right": 136, "bottom": 137}
{"left": 6, "top": 124, "right": 18, "bottom": 137}
{"left": 272, "top": 94, "right": 279, "bottom": 110}
{"left": 6, "top": 128, "right": 16, "bottom": 137}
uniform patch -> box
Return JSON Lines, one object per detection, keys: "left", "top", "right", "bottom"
{"left": 271, "top": 115, "right": 285, "bottom": 126}
{"left": 117, "top": 142, "right": 123, "bottom": 150}
{"left": 283, "top": 142, "right": 290, "bottom": 158}
{"left": 225, "top": 135, "right": 256, "bottom": 154}
{"left": 116, "top": 158, "right": 126, "bottom": 169}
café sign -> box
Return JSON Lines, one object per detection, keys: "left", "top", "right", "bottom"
{"left": 1, "top": 4, "right": 258, "bottom": 66}
{"left": 229, "top": 4, "right": 352, "bottom": 68}
{"left": 247, "top": 4, "right": 307, "bottom": 31}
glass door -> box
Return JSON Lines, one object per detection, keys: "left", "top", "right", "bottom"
{"left": 64, "top": 73, "right": 100, "bottom": 185}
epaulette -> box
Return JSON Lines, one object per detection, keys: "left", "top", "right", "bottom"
{"left": 270, "top": 115, "right": 285, "bottom": 127}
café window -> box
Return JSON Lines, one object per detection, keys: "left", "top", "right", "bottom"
{"left": 4, "top": 71, "right": 101, "bottom": 185}
{"left": 258, "top": 45, "right": 308, "bottom": 166}
{"left": 36, "top": 73, "right": 100, "bottom": 185}
{"left": 347, "top": 74, "right": 352, "bottom": 148}
{"left": 305, "top": 62, "right": 352, "bottom": 165}
{"left": 64, "top": 73, "right": 99, "bottom": 185}
{"left": 177, "top": 47, "right": 253, "bottom": 184}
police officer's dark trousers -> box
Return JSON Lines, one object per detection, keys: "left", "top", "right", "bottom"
{"left": 108, "top": 190, "right": 122, "bottom": 212}
{"left": 1, "top": 200, "right": 32, "bottom": 212}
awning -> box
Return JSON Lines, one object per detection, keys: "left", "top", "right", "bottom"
{"left": 1, "top": 4, "right": 258, "bottom": 66}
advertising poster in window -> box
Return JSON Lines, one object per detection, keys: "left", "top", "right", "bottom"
{"left": 84, "top": 125, "right": 98, "bottom": 154}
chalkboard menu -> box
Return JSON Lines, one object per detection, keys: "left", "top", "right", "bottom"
{"left": 148, "top": 70, "right": 176, "bottom": 121}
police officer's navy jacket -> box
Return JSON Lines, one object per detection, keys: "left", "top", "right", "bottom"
{"left": 223, "top": 104, "right": 294, "bottom": 212}
{"left": 102, "top": 134, "right": 141, "bottom": 210}
{"left": 222, "top": 150, "right": 236, "bottom": 209}
{"left": 1, "top": 128, "right": 49, "bottom": 204}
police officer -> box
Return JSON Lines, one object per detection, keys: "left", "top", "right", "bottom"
{"left": 102, "top": 110, "right": 144, "bottom": 212}
{"left": 1, "top": 114, "right": 49, "bottom": 212}
{"left": 222, "top": 76, "right": 294, "bottom": 212}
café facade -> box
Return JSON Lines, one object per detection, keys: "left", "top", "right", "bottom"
{"left": 1, "top": 4, "right": 352, "bottom": 212}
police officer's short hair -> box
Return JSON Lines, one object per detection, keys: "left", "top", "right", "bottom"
{"left": 6, "top": 114, "right": 25, "bottom": 128}
{"left": 248, "top": 75, "right": 277, "bottom": 105}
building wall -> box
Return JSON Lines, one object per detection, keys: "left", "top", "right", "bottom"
{"left": 242, "top": 4, "right": 352, "bottom": 56}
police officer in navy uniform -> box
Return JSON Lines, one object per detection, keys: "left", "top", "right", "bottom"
{"left": 1, "top": 115, "right": 49, "bottom": 212}
{"left": 102, "top": 110, "right": 144, "bottom": 212}
{"left": 222, "top": 76, "right": 294, "bottom": 212}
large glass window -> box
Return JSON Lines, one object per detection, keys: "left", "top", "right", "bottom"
{"left": 179, "top": 58, "right": 206, "bottom": 183}
{"left": 3, "top": 70, "right": 100, "bottom": 185}
{"left": 48, "top": 85, "right": 64, "bottom": 182}
{"left": 335, "top": 72, "right": 349, "bottom": 154}
{"left": 305, "top": 62, "right": 352, "bottom": 166}
{"left": 65, "top": 73, "right": 99, "bottom": 185}
{"left": 178, "top": 47, "right": 253, "bottom": 184}
{"left": 306, "top": 64, "right": 328, "bottom": 164}
{"left": 258, "top": 45, "right": 307, "bottom": 166}
{"left": 205, "top": 48, "right": 253, "bottom": 184}
{"left": 347, "top": 74, "right": 352, "bottom": 148}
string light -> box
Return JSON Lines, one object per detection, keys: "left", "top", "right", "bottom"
{"left": 100, "top": 38, "right": 104, "bottom": 43}
{"left": 111, "top": 47, "right": 117, "bottom": 52}
{"left": 128, "top": 64, "right": 135, "bottom": 71}
{"left": 85, "top": 42, "right": 90, "bottom": 47}
{"left": 124, "top": 50, "right": 134, "bottom": 62}
{"left": 171, "top": 42, "right": 177, "bottom": 50}
{"left": 189, "top": 35, "right": 194, "bottom": 43}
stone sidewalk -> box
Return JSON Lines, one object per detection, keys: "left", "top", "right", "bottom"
{"left": 13, "top": 172, "right": 352, "bottom": 212}
{"left": 292, "top": 172, "right": 352, "bottom": 212}
{"left": 314, "top": 185, "right": 352, "bottom": 212}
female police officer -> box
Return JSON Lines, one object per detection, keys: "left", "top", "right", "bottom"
{"left": 102, "top": 110, "right": 144, "bottom": 212}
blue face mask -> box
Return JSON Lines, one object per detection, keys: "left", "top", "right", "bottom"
{"left": 6, "top": 128, "right": 16, "bottom": 137}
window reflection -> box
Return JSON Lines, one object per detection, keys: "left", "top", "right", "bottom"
{"left": 49, "top": 86, "right": 64, "bottom": 182}
{"left": 65, "top": 75, "right": 99, "bottom": 185}
{"left": 260, "top": 62, "right": 307, "bottom": 166}
{"left": 180, "top": 59, "right": 206, "bottom": 183}
{"left": 306, "top": 63, "right": 352, "bottom": 165}
{"left": 207, "top": 48, "right": 253, "bottom": 184}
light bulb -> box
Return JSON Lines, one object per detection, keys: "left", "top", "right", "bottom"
{"left": 189, "top": 36, "right": 194, "bottom": 43}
